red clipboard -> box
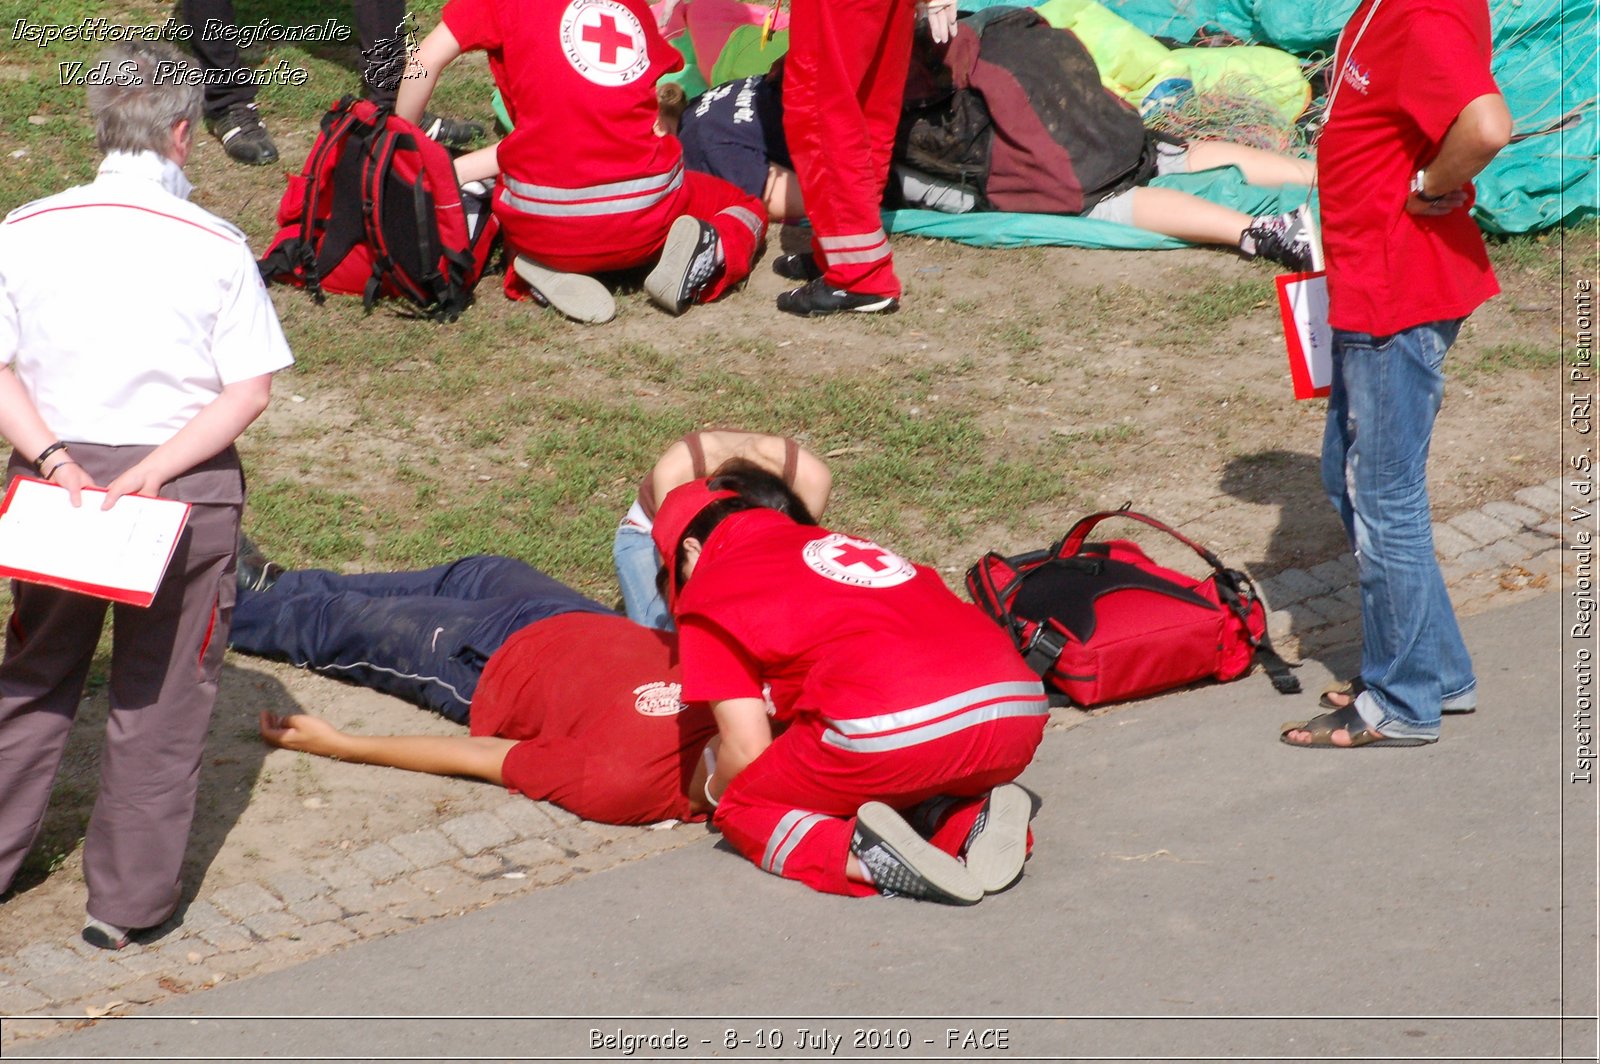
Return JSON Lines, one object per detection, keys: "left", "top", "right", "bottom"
{"left": 0, "top": 477, "right": 192, "bottom": 607}
{"left": 1275, "top": 269, "right": 1332, "bottom": 400}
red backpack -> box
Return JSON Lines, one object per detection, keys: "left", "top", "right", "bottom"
{"left": 965, "top": 509, "right": 1300, "bottom": 707}
{"left": 258, "top": 96, "right": 499, "bottom": 322}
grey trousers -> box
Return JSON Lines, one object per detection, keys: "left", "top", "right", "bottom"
{"left": 0, "top": 443, "right": 243, "bottom": 929}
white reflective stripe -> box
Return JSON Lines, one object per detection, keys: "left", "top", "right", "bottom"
{"left": 499, "top": 165, "right": 685, "bottom": 218}
{"left": 762, "top": 810, "right": 828, "bottom": 875}
{"left": 719, "top": 204, "right": 764, "bottom": 239}
{"left": 817, "top": 229, "right": 888, "bottom": 250}
{"left": 826, "top": 681, "right": 1045, "bottom": 736}
{"left": 823, "top": 697, "right": 1048, "bottom": 753}
{"left": 825, "top": 243, "right": 892, "bottom": 266}
{"left": 502, "top": 163, "right": 683, "bottom": 203}
{"left": 299, "top": 658, "right": 472, "bottom": 709}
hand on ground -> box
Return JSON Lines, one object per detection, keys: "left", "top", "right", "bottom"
{"left": 259, "top": 710, "right": 342, "bottom": 755}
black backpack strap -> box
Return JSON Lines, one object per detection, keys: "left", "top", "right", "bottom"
{"left": 1214, "top": 568, "right": 1301, "bottom": 694}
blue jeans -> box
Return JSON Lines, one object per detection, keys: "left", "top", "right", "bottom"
{"left": 229, "top": 556, "right": 613, "bottom": 724}
{"left": 1321, "top": 319, "right": 1476, "bottom": 739}
{"left": 613, "top": 519, "right": 673, "bottom": 631}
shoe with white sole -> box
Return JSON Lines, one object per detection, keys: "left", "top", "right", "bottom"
{"left": 512, "top": 256, "right": 616, "bottom": 324}
{"left": 961, "top": 783, "right": 1031, "bottom": 893}
{"left": 852, "top": 802, "right": 983, "bottom": 905}
{"left": 644, "top": 216, "right": 722, "bottom": 315}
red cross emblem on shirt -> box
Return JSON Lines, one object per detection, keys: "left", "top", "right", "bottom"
{"left": 831, "top": 543, "right": 891, "bottom": 572}
{"left": 581, "top": 13, "right": 635, "bottom": 65}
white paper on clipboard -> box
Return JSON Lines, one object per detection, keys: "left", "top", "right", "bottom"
{"left": 0, "top": 477, "right": 191, "bottom": 606}
{"left": 1276, "top": 270, "right": 1333, "bottom": 400}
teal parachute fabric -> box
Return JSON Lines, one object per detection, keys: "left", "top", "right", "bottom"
{"left": 884, "top": 167, "right": 1310, "bottom": 248}
{"left": 1089, "top": 0, "right": 1595, "bottom": 233}
{"left": 949, "top": 0, "right": 1593, "bottom": 235}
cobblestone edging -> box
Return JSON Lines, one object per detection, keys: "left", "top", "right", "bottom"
{"left": 0, "top": 477, "right": 1574, "bottom": 1045}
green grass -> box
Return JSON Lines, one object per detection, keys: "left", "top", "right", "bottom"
{"left": 1175, "top": 278, "right": 1273, "bottom": 327}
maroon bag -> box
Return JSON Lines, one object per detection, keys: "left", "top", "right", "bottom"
{"left": 965, "top": 508, "right": 1299, "bottom": 706}
{"left": 258, "top": 96, "right": 498, "bottom": 322}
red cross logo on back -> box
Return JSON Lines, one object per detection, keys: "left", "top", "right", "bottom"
{"left": 581, "top": 14, "right": 634, "bottom": 65}
{"left": 802, "top": 533, "right": 915, "bottom": 589}
{"left": 560, "top": 0, "right": 650, "bottom": 87}
{"left": 831, "top": 543, "right": 890, "bottom": 572}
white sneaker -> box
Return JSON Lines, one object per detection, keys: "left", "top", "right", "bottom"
{"left": 512, "top": 256, "right": 616, "bottom": 324}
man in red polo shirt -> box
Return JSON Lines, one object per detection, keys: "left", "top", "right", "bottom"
{"left": 1281, "top": 0, "right": 1510, "bottom": 748}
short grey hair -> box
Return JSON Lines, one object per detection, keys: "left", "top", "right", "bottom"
{"left": 87, "top": 41, "right": 203, "bottom": 157}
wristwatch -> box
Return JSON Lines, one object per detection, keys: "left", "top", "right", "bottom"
{"left": 1411, "top": 169, "right": 1447, "bottom": 203}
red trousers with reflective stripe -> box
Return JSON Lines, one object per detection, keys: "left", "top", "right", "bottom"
{"left": 499, "top": 170, "right": 766, "bottom": 303}
{"left": 783, "top": 0, "right": 916, "bottom": 298}
{"left": 712, "top": 711, "right": 1045, "bottom": 896}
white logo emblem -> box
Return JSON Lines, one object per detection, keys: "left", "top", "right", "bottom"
{"left": 802, "top": 533, "right": 916, "bottom": 589}
{"left": 633, "top": 680, "right": 686, "bottom": 716}
{"left": 560, "top": 0, "right": 650, "bottom": 87}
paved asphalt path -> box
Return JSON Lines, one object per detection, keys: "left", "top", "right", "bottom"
{"left": 24, "top": 592, "right": 1594, "bottom": 1063}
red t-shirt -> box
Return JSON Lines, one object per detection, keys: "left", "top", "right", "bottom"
{"left": 471, "top": 613, "right": 716, "bottom": 824}
{"left": 1317, "top": 0, "right": 1500, "bottom": 335}
{"left": 675, "top": 510, "right": 1040, "bottom": 722}
{"left": 441, "top": 0, "right": 683, "bottom": 191}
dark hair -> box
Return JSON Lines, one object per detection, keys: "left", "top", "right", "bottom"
{"left": 655, "top": 459, "right": 818, "bottom": 599}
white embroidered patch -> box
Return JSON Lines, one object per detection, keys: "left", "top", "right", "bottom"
{"left": 801, "top": 533, "right": 916, "bottom": 589}
{"left": 633, "top": 679, "right": 686, "bottom": 716}
{"left": 560, "top": 0, "right": 650, "bottom": 87}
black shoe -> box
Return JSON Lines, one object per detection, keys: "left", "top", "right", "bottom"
{"left": 772, "top": 252, "right": 822, "bottom": 282}
{"left": 960, "top": 783, "right": 1031, "bottom": 894}
{"left": 776, "top": 277, "right": 899, "bottom": 317}
{"left": 205, "top": 104, "right": 278, "bottom": 166}
{"left": 419, "top": 111, "right": 485, "bottom": 150}
{"left": 1239, "top": 204, "right": 1317, "bottom": 272}
{"left": 82, "top": 917, "right": 134, "bottom": 951}
{"left": 237, "top": 533, "right": 284, "bottom": 594}
{"left": 852, "top": 802, "right": 982, "bottom": 905}
{"left": 644, "top": 216, "right": 722, "bottom": 315}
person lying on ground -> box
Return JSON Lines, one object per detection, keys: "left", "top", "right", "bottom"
{"left": 652, "top": 463, "right": 1048, "bottom": 905}
{"left": 656, "top": 69, "right": 803, "bottom": 224}
{"left": 234, "top": 549, "right": 716, "bottom": 825}
{"left": 615, "top": 428, "right": 832, "bottom": 629}
{"left": 393, "top": 0, "right": 767, "bottom": 324}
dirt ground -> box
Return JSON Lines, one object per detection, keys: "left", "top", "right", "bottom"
{"left": 0, "top": 128, "right": 1575, "bottom": 956}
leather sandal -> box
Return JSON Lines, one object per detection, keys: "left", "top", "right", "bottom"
{"left": 1280, "top": 703, "right": 1436, "bottom": 748}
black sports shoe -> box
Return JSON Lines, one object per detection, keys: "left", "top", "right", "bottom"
{"left": 419, "top": 111, "right": 486, "bottom": 150}
{"left": 852, "top": 802, "right": 983, "bottom": 905}
{"left": 237, "top": 534, "right": 285, "bottom": 594}
{"left": 644, "top": 216, "right": 722, "bottom": 315}
{"left": 960, "top": 783, "right": 1031, "bottom": 894}
{"left": 771, "top": 252, "right": 823, "bottom": 282}
{"left": 1239, "top": 204, "right": 1317, "bottom": 272}
{"left": 205, "top": 104, "right": 278, "bottom": 166}
{"left": 776, "top": 277, "right": 899, "bottom": 317}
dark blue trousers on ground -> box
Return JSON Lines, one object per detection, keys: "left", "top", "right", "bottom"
{"left": 229, "top": 556, "right": 613, "bottom": 723}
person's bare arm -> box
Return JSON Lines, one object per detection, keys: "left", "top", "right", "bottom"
{"left": 1409, "top": 92, "right": 1512, "bottom": 215}
{"left": 100, "top": 373, "right": 272, "bottom": 508}
{"left": 395, "top": 22, "right": 461, "bottom": 125}
{"left": 260, "top": 711, "right": 516, "bottom": 785}
{"left": 705, "top": 697, "right": 772, "bottom": 802}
